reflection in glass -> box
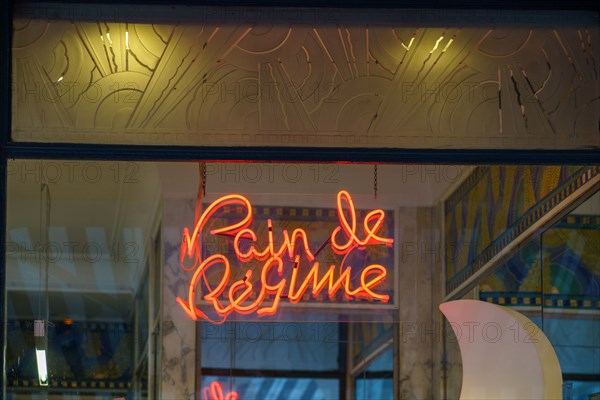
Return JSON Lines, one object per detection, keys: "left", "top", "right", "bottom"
{"left": 354, "top": 347, "right": 393, "bottom": 400}
{"left": 5, "top": 160, "right": 160, "bottom": 398}
{"left": 200, "top": 376, "right": 339, "bottom": 400}
{"left": 473, "top": 189, "right": 600, "bottom": 400}
{"left": 542, "top": 191, "right": 600, "bottom": 399}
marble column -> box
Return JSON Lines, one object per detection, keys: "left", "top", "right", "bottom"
{"left": 431, "top": 203, "right": 446, "bottom": 400}
{"left": 161, "top": 197, "right": 197, "bottom": 400}
{"left": 396, "top": 206, "right": 444, "bottom": 399}
{"left": 442, "top": 287, "right": 479, "bottom": 399}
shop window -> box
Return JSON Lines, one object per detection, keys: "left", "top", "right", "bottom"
{"left": 6, "top": 158, "right": 597, "bottom": 398}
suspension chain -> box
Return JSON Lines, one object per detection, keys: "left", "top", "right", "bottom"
{"left": 374, "top": 164, "right": 378, "bottom": 199}
{"left": 202, "top": 162, "right": 207, "bottom": 197}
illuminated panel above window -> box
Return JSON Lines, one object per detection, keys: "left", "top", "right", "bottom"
{"left": 11, "top": 4, "right": 599, "bottom": 149}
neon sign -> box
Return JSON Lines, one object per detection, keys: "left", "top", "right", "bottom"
{"left": 177, "top": 190, "right": 393, "bottom": 324}
{"left": 202, "top": 381, "right": 238, "bottom": 400}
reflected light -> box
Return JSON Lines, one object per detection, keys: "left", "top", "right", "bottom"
{"left": 430, "top": 36, "right": 444, "bottom": 53}
{"left": 202, "top": 381, "right": 238, "bottom": 400}
{"left": 401, "top": 37, "right": 415, "bottom": 51}
{"left": 442, "top": 38, "right": 454, "bottom": 52}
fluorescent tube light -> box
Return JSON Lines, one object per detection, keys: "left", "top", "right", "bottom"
{"left": 34, "top": 320, "right": 49, "bottom": 386}
{"left": 35, "top": 349, "right": 49, "bottom": 386}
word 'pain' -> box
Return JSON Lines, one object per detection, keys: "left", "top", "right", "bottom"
{"left": 177, "top": 191, "right": 393, "bottom": 324}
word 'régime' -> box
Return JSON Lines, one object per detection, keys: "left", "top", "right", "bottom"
{"left": 176, "top": 190, "right": 393, "bottom": 324}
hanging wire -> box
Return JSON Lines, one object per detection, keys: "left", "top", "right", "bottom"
{"left": 43, "top": 183, "right": 51, "bottom": 325}
{"left": 202, "top": 162, "right": 207, "bottom": 197}
{"left": 38, "top": 172, "right": 44, "bottom": 320}
{"left": 195, "top": 162, "right": 215, "bottom": 292}
{"left": 38, "top": 164, "right": 52, "bottom": 324}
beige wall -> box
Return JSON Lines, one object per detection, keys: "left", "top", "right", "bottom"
{"left": 12, "top": 5, "right": 599, "bottom": 150}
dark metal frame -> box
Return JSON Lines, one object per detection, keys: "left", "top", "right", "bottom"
{"left": 11, "top": 0, "right": 600, "bottom": 10}
{"left": 4, "top": 142, "right": 600, "bottom": 164}
{"left": 563, "top": 374, "right": 600, "bottom": 382}
{"left": 200, "top": 368, "right": 344, "bottom": 379}
{"left": 1, "top": 0, "right": 599, "bottom": 397}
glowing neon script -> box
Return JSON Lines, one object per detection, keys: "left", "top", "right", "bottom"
{"left": 202, "top": 381, "right": 239, "bottom": 400}
{"left": 177, "top": 190, "right": 393, "bottom": 324}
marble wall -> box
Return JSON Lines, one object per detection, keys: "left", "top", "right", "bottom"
{"left": 161, "top": 197, "right": 197, "bottom": 400}
{"left": 431, "top": 204, "right": 446, "bottom": 400}
{"left": 396, "top": 206, "right": 445, "bottom": 399}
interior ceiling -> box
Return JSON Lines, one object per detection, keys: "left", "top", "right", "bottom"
{"left": 6, "top": 161, "right": 161, "bottom": 321}
{"left": 11, "top": 5, "right": 599, "bottom": 149}
{"left": 159, "top": 162, "right": 470, "bottom": 207}
{"left": 6, "top": 161, "right": 467, "bottom": 321}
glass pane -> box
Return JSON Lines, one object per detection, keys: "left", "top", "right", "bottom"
{"left": 443, "top": 189, "right": 600, "bottom": 397}
{"left": 18, "top": 160, "right": 594, "bottom": 398}
{"left": 200, "top": 321, "right": 340, "bottom": 371}
{"left": 354, "top": 347, "right": 393, "bottom": 400}
{"left": 355, "top": 378, "right": 393, "bottom": 400}
{"left": 6, "top": 160, "right": 160, "bottom": 398}
{"left": 479, "top": 237, "right": 543, "bottom": 318}
{"left": 542, "top": 190, "right": 600, "bottom": 382}
{"left": 563, "top": 380, "right": 600, "bottom": 400}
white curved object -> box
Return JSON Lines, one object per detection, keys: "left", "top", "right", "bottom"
{"left": 439, "top": 300, "right": 562, "bottom": 399}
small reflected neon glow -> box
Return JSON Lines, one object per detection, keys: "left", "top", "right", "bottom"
{"left": 177, "top": 190, "right": 393, "bottom": 324}
{"left": 430, "top": 36, "right": 445, "bottom": 53}
{"left": 401, "top": 37, "right": 415, "bottom": 51}
{"left": 202, "top": 381, "right": 238, "bottom": 400}
{"left": 442, "top": 38, "right": 454, "bottom": 52}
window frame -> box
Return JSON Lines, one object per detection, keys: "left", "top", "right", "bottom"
{"left": 1, "top": 0, "right": 599, "bottom": 398}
